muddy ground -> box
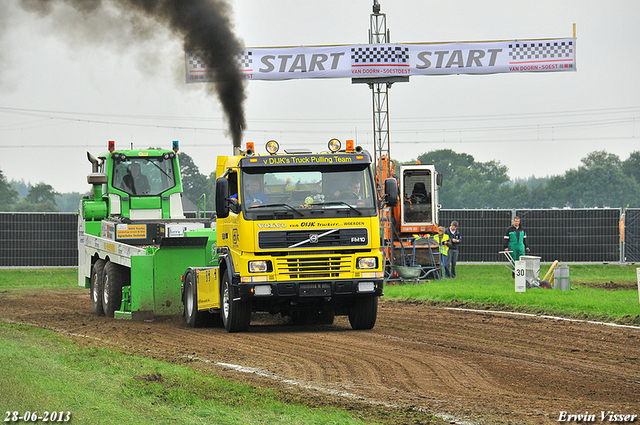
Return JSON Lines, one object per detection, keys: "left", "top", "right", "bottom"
{"left": 1, "top": 287, "right": 639, "bottom": 425}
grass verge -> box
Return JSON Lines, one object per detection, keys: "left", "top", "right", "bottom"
{"left": 0, "top": 322, "right": 443, "bottom": 425}
{"left": 384, "top": 264, "right": 640, "bottom": 326}
{"left": 0, "top": 268, "right": 445, "bottom": 425}
{"left": 0, "top": 268, "right": 77, "bottom": 288}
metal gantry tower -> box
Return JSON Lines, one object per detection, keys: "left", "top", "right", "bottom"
{"left": 369, "top": 0, "right": 391, "bottom": 183}
{"left": 352, "top": 1, "right": 408, "bottom": 191}
{"left": 351, "top": 1, "right": 409, "bottom": 270}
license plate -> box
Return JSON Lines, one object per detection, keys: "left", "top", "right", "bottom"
{"left": 300, "top": 283, "right": 331, "bottom": 296}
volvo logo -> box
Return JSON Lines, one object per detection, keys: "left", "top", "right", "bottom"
{"left": 309, "top": 234, "right": 319, "bottom": 244}
{"left": 257, "top": 222, "right": 287, "bottom": 229}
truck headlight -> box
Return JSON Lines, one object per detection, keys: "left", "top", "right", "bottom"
{"left": 249, "top": 260, "right": 269, "bottom": 273}
{"left": 357, "top": 257, "right": 377, "bottom": 269}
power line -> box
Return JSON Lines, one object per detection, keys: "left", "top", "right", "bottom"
{"left": 1, "top": 104, "right": 639, "bottom": 125}
{"left": 0, "top": 105, "right": 638, "bottom": 149}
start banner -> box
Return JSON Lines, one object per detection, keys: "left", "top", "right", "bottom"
{"left": 186, "top": 38, "right": 575, "bottom": 82}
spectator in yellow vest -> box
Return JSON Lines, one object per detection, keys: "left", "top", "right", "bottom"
{"left": 433, "top": 226, "right": 451, "bottom": 279}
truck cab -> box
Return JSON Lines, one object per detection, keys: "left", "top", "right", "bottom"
{"left": 183, "top": 139, "right": 398, "bottom": 332}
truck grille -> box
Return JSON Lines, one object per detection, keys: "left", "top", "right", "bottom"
{"left": 258, "top": 228, "right": 369, "bottom": 250}
{"left": 276, "top": 256, "right": 350, "bottom": 279}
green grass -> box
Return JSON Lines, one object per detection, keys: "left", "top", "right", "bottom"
{"left": 0, "top": 268, "right": 444, "bottom": 425}
{"left": 0, "top": 268, "right": 77, "bottom": 288}
{"left": 1, "top": 266, "right": 638, "bottom": 424}
{"left": 384, "top": 264, "right": 640, "bottom": 325}
{"left": 0, "top": 322, "right": 373, "bottom": 425}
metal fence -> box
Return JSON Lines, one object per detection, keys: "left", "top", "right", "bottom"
{"left": 624, "top": 209, "right": 640, "bottom": 262}
{"left": 440, "top": 208, "right": 623, "bottom": 264}
{"left": 0, "top": 212, "right": 78, "bottom": 267}
{"left": 1, "top": 209, "right": 638, "bottom": 267}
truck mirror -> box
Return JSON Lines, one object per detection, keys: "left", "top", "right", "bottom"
{"left": 436, "top": 173, "right": 443, "bottom": 186}
{"left": 215, "top": 177, "right": 229, "bottom": 218}
{"left": 384, "top": 178, "right": 398, "bottom": 207}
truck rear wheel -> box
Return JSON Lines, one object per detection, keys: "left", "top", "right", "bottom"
{"left": 221, "top": 273, "right": 251, "bottom": 332}
{"left": 102, "top": 261, "right": 124, "bottom": 318}
{"left": 348, "top": 296, "right": 378, "bottom": 330}
{"left": 90, "top": 259, "right": 106, "bottom": 316}
{"left": 184, "top": 272, "right": 205, "bottom": 328}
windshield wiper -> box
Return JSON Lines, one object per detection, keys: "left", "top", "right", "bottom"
{"left": 312, "top": 201, "right": 363, "bottom": 215}
{"left": 247, "top": 203, "right": 304, "bottom": 217}
{"left": 143, "top": 158, "right": 172, "bottom": 179}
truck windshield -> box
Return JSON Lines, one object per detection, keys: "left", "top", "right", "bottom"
{"left": 241, "top": 167, "right": 376, "bottom": 218}
{"left": 112, "top": 156, "right": 176, "bottom": 196}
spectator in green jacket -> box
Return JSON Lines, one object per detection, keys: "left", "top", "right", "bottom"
{"left": 503, "top": 216, "right": 530, "bottom": 261}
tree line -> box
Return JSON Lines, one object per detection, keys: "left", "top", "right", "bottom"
{"left": 415, "top": 149, "right": 640, "bottom": 209}
{"left": 1, "top": 149, "right": 639, "bottom": 212}
{"left": 0, "top": 153, "right": 215, "bottom": 213}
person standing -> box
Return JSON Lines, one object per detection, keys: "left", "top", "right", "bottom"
{"left": 445, "top": 221, "right": 461, "bottom": 278}
{"left": 503, "top": 216, "right": 530, "bottom": 261}
{"left": 434, "top": 226, "right": 451, "bottom": 279}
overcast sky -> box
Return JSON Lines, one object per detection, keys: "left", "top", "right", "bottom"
{"left": 1, "top": 0, "right": 639, "bottom": 194}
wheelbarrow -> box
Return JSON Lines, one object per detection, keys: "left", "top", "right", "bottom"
{"left": 389, "top": 264, "right": 422, "bottom": 284}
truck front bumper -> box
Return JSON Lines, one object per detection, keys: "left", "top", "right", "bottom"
{"left": 234, "top": 278, "right": 383, "bottom": 301}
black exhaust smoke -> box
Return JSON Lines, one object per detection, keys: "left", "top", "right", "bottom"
{"left": 19, "top": 0, "right": 246, "bottom": 149}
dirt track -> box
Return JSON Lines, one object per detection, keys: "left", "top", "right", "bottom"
{"left": 2, "top": 287, "right": 640, "bottom": 424}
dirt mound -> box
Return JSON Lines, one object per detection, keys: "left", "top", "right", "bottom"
{"left": 2, "top": 287, "right": 639, "bottom": 425}
{"left": 572, "top": 280, "right": 637, "bottom": 290}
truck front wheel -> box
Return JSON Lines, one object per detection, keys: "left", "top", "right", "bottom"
{"left": 102, "top": 261, "right": 124, "bottom": 318}
{"left": 221, "top": 273, "right": 251, "bottom": 332}
{"left": 90, "top": 259, "right": 106, "bottom": 316}
{"left": 348, "top": 296, "right": 378, "bottom": 330}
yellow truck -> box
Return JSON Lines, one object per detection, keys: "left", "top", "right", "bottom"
{"left": 182, "top": 139, "right": 398, "bottom": 332}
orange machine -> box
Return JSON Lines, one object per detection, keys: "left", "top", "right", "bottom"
{"left": 377, "top": 158, "right": 442, "bottom": 275}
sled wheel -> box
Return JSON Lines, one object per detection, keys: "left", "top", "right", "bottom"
{"left": 102, "top": 261, "right": 124, "bottom": 317}
{"left": 90, "top": 259, "right": 106, "bottom": 316}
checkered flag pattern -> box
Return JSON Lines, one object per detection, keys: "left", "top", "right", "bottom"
{"left": 188, "top": 51, "right": 252, "bottom": 71}
{"left": 351, "top": 46, "right": 409, "bottom": 64}
{"left": 236, "top": 51, "right": 252, "bottom": 70}
{"left": 188, "top": 51, "right": 208, "bottom": 70}
{"left": 509, "top": 41, "right": 573, "bottom": 61}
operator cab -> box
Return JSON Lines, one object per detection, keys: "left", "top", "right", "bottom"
{"left": 87, "top": 140, "right": 186, "bottom": 220}
{"left": 400, "top": 165, "right": 440, "bottom": 230}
